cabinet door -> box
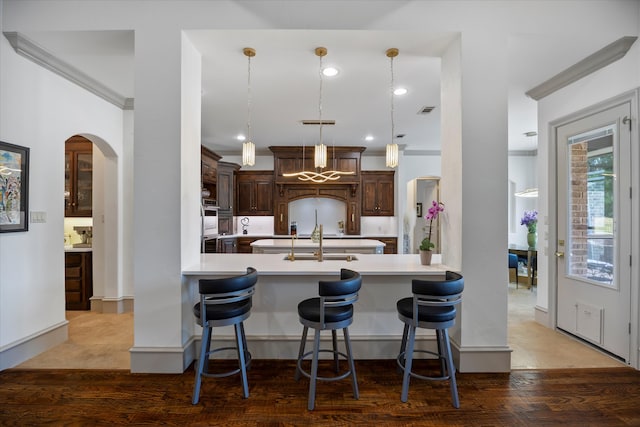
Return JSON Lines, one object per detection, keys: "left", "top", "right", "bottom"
{"left": 376, "top": 179, "right": 394, "bottom": 216}
{"left": 236, "top": 237, "right": 255, "bottom": 253}
{"left": 65, "top": 137, "right": 93, "bottom": 217}
{"left": 217, "top": 169, "right": 233, "bottom": 210}
{"left": 254, "top": 178, "right": 273, "bottom": 215}
{"left": 361, "top": 179, "right": 379, "bottom": 215}
{"left": 236, "top": 179, "right": 254, "bottom": 215}
{"left": 75, "top": 152, "right": 93, "bottom": 215}
{"left": 218, "top": 238, "right": 237, "bottom": 253}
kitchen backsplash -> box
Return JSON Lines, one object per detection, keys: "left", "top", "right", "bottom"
{"left": 233, "top": 214, "right": 397, "bottom": 237}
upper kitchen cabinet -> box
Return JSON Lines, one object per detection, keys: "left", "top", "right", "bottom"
{"left": 65, "top": 135, "right": 93, "bottom": 217}
{"left": 217, "top": 161, "right": 240, "bottom": 211}
{"left": 235, "top": 171, "right": 274, "bottom": 216}
{"left": 361, "top": 171, "right": 394, "bottom": 216}
{"left": 201, "top": 146, "right": 221, "bottom": 204}
{"left": 269, "top": 146, "right": 364, "bottom": 185}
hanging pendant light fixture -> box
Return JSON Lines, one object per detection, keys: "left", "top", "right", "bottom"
{"left": 242, "top": 47, "right": 256, "bottom": 167}
{"left": 314, "top": 47, "right": 327, "bottom": 168}
{"left": 283, "top": 47, "right": 354, "bottom": 183}
{"left": 386, "top": 48, "right": 399, "bottom": 168}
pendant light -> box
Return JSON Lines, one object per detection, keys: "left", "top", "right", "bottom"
{"left": 242, "top": 47, "right": 256, "bottom": 167}
{"left": 314, "top": 47, "right": 328, "bottom": 168}
{"left": 386, "top": 48, "right": 399, "bottom": 168}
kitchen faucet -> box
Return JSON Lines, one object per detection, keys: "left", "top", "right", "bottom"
{"left": 316, "top": 224, "right": 323, "bottom": 262}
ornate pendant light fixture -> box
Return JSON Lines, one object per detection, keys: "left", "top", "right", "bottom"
{"left": 283, "top": 47, "right": 354, "bottom": 183}
{"left": 386, "top": 48, "right": 399, "bottom": 168}
{"left": 242, "top": 47, "right": 256, "bottom": 167}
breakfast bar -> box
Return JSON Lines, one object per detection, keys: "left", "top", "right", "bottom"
{"left": 182, "top": 253, "right": 453, "bottom": 362}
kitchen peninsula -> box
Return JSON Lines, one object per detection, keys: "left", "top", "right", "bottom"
{"left": 182, "top": 253, "right": 452, "bottom": 363}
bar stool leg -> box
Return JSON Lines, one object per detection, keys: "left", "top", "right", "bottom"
{"left": 436, "top": 329, "right": 446, "bottom": 376}
{"left": 295, "top": 326, "right": 309, "bottom": 381}
{"left": 192, "top": 325, "right": 211, "bottom": 404}
{"left": 235, "top": 323, "right": 249, "bottom": 398}
{"left": 398, "top": 323, "right": 409, "bottom": 373}
{"left": 401, "top": 325, "right": 416, "bottom": 403}
{"left": 332, "top": 330, "right": 339, "bottom": 373}
{"left": 308, "top": 328, "right": 321, "bottom": 410}
{"left": 442, "top": 329, "right": 459, "bottom": 408}
{"left": 343, "top": 327, "right": 359, "bottom": 399}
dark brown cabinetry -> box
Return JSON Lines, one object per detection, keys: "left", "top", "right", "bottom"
{"left": 375, "top": 237, "right": 397, "bottom": 254}
{"left": 201, "top": 146, "right": 221, "bottom": 204}
{"left": 65, "top": 251, "right": 93, "bottom": 310}
{"left": 236, "top": 237, "right": 257, "bottom": 253}
{"left": 361, "top": 171, "right": 394, "bottom": 216}
{"left": 218, "top": 237, "right": 237, "bottom": 253}
{"left": 217, "top": 161, "right": 239, "bottom": 212}
{"left": 236, "top": 171, "right": 274, "bottom": 216}
{"left": 65, "top": 136, "right": 93, "bottom": 217}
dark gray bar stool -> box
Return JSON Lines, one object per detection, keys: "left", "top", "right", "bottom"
{"left": 192, "top": 267, "right": 258, "bottom": 404}
{"left": 294, "top": 268, "right": 362, "bottom": 410}
{"left": 396, "top": 271, "right": 464, "bottom": 407}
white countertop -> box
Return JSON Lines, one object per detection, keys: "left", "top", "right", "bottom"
{"left": 217, "top": 233, "right": 397, "bottom": 239}
{"left": 250, "top": 238, "right": 385, "bottom": 249}
{"left": 183, "top": 253, "right": 448, "bottom": 276}
{"left": 64, "top": 246, "right": 93, "bottom": 252}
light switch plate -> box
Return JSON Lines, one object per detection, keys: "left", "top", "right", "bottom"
{"left": 30, "top": 211, "right": 47, "bottom": 223}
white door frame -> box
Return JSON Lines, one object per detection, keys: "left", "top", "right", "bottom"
{"left": 548, "top": 90, "right": 639, "bottom": 369}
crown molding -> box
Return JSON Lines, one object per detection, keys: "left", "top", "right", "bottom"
{"left": 526, "top": 36, "right": 637, "bottom": 101}
{"left": 3, "top": 31, "right": 133, "bottom": 110}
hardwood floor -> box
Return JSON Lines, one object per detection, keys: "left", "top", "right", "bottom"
{"left": 2, "top": 360, "right": 640, "bottom": 425}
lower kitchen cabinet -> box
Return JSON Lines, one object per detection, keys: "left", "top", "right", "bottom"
{"left": 237, "top": 237, "right": 257, "bottom": 253}
{"left": 65, "top": 251, "right": 93, "bottom": 310}
{"left": 218, "top": 237, "right": 237, "bottom": 253}
{"left": 375, "top": 237, "right": 397, "bottom": 254}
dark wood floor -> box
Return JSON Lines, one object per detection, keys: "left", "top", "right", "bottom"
{"left": 1, "top": 360, "right": 640, "bottom": 426}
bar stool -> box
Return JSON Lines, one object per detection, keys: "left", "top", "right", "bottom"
{"left": 396, "top": 271, "right": 464, "bottom": 407}
{"left": 294, "top": 268, "right": 362, "bottom": 410}
{"left": 192, "top": 267, "right": 258, "bottom": 405}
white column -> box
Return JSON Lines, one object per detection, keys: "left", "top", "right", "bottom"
{"left": 441, "top": 33, "right": 511, "bottom": 372}
{"left": 130, "top": 27, "right": 184, "bottom": 373}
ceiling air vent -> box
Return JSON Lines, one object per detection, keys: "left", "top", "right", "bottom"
{"left": 418, "top": 106, "right": 435, "bottom": 114}
{"left": 301, "top": 120, "right": 336, "bottom": 125}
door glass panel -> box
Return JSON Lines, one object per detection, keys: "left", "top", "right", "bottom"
{"left": 566, "top": 125, "right": 615, "bottom": 287}
{"left": 64, "top": 153, "right": 71, "bottom": 210}
{"left": 76, "top": 153, "right": 93, "bottom": 212}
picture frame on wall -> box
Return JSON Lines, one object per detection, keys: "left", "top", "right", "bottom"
{"left": 0, "top": 141, "right": 30, "bottom": 232}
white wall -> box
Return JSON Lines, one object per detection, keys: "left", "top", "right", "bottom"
{"left": 0, "top": 30, "right": 124, "bottom": 368}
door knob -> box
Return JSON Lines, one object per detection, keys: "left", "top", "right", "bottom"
{"left": 555, "top": 251, "right": 564, "bottom": 258}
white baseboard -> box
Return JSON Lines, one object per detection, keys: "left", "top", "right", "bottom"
{"left": 91, "top": 296, "right": 134, "bottom": 314}
{"left": 0, "top": 321, "right": 68, "bottom": 370}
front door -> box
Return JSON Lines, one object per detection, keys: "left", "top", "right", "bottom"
{"left": 556, "top": 102, "right": 631, "bottom": 362}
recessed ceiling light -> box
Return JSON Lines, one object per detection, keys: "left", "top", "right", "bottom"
{"left": 365, "top": 135, "right": 374, "bottom": 141}
{"left": 236, "top": 134, "right": 246, "bottom": 141}
{"left": 394, "top": 88, "right": 408, "bottom": 96}
{"left": 322, "top": 67, "right": 339, "bottom": 77}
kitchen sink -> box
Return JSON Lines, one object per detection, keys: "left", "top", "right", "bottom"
{"left": 283, "top": 254, "right": 358, "bottom": 262}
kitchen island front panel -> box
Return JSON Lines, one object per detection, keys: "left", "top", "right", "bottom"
{"left": 182, "top": 253, "right": 452, "bottom": 361}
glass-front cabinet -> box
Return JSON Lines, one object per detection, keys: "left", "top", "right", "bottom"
{"left": 65, "top": 135, "right": 93, "bottom": 217}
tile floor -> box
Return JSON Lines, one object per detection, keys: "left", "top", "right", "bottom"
{"left": 16, "top": 283, "right": 625, "bottom": 370}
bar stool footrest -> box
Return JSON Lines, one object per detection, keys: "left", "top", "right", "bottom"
{"left": 297, "top": 349, "right": 353, "bottom": 382}
{"left": 201, "top": 346, "right": 252, "bottom": 379}
{"left": 397, "top": 349, "right": 451, "bottom": 382}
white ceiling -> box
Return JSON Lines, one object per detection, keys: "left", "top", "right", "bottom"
{"left": 20, "top": 28, "right": 618, "bottom": 156}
